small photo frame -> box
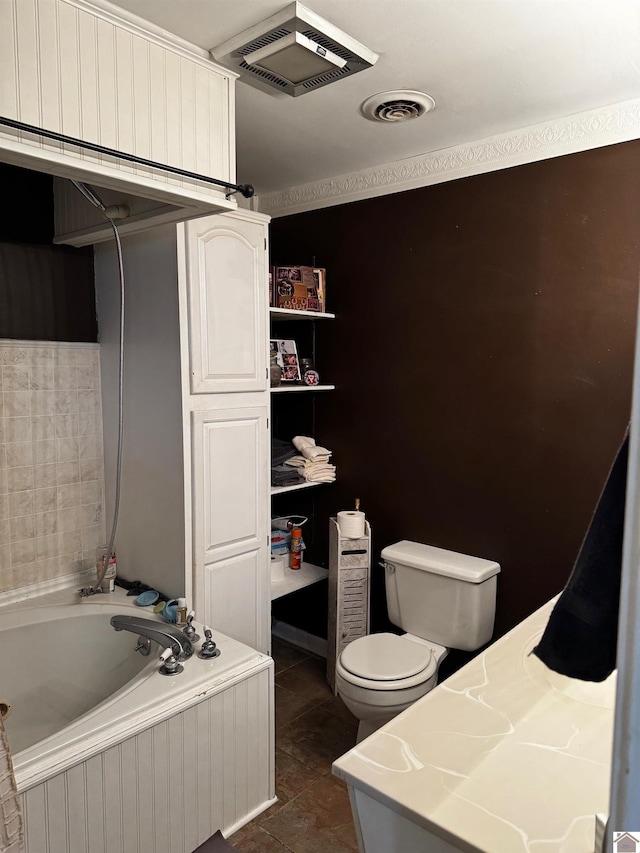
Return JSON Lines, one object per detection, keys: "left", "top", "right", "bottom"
{"left": 313, "top": 268, "right": 326, "bottom": 312}
{"left": 270, "top": 339, "right": 301, "bottom": 382}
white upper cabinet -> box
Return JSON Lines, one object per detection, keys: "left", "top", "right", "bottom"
{"left": 0, "top": 0, "right": 237, "bottom": 212}
{"left": 184, "top": 211, "right": 269, "bottom": 394}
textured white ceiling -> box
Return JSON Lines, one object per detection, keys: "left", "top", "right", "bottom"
{"left": 109, "top": 0, "right": 640, "bottom": 195}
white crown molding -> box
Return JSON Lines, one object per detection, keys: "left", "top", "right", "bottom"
{"left": 258, "top": 99, "right": 640, "bottom": 218}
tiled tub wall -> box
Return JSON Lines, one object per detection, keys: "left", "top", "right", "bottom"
{"left": 0, "top": 341, "right": 105, "bottom": 593}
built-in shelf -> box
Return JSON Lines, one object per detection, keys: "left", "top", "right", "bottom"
{"left": 270, "top": 307, "right": 335, "bottom": 320}
{"left": 271, "top": 480, "right": 331, "bottom": 496}
{"left": 270, "top": 561, "right": 328, "bottom": 600}
{"left": 271, "top": 384, "right": 335, "bottom": 393}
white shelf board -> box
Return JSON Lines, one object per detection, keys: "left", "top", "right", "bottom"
{"left": 270, "top": 307, "right": 335, "bottom": 320}
{"left": 271, "top": 480, "right": 331, "bottom": 496}
{"left": 271, "top": 384, "right": 335, "bottom": 393}
{"left": 270, "top": 561, "right": 328, "bottom": 600}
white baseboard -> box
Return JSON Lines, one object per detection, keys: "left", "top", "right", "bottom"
{"left": 272, "top": 620, "right": 328, "bottom": 658}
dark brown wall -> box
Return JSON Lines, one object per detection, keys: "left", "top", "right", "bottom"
{"left": 271, "top": 141, "right": 640, "bottom": 645}
{"left": 0, "top": 163, "right": 97, "bottom": 342}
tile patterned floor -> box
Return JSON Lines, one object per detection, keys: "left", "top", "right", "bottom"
{"left": 231, "top": 639, "right": 360, "bottom": 853}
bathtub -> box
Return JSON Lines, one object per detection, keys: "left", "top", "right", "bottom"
{"left": 1, "top": 588, "right": 275, "bottom": 853}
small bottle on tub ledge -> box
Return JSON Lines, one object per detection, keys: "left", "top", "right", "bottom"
{"left": 97, "top": 551, "right": 117, "bottom": 593}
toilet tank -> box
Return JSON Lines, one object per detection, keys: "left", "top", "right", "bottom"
{"left": 381, "top": 541, "right": 501, "bottom": 651}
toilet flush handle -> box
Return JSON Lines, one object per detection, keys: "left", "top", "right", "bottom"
{"left": 379, "top": 560, "right": 395, "bottom": 573}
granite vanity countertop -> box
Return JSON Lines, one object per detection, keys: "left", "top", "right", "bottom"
{"left": 333, "top": 599, "right": 615, "bottom": 853}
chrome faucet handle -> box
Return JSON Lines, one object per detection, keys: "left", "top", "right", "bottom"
{"left": 183, "top": 610, "right": 200, "bottom": 643}
{"left": 135, "top": 636, "right": 152, "bottom": 656}
{"left": 198, "top": 625, "right": 220, "bottom": 660}
{"left": 159, "top": 647, "right": 184, "bottom": 676}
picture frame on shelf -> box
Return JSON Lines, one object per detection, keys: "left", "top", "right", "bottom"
{"left": 313, "top": 268, "right": 326, "bottom": 312}
{"left": 270, "top": 338, "right": 301, "bottom": 381}
{"left": 273, "top": 265, "right": 326, "bottom": 312}
{"left": 269, "top": 268, "right": 275, "bottom": 307}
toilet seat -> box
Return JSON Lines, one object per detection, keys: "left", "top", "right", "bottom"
{"left": 338, "top": 633, "right": 437, "bottom": 691}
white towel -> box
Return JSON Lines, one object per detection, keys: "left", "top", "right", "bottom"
{"left": 304, "top": 463, "right": 337, "bottom": 483}
{"left": 305, "top": 470, "right": 336, "bottom": 483}
{"left": 292, "top": 435, "right": 332, "bottom": 463}
{"left": 283, "top": 455, "right": 307, "bottom": 468}
{"left": 0, "top": 714, "right": 24, "bottom": 853}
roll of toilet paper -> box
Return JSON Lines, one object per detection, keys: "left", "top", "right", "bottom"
{"left": 270, "top": 554, "right": 287, "bottom": 583}
{"left": 337, "top": 510, "right": 366, "bottom": 539}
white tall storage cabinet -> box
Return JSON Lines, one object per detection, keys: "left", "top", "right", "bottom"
{"left": 97, "top": 209, "right": 271, "bottom": 655}
{"left": 183, "top": 211, "right": 271, "bottom": 655}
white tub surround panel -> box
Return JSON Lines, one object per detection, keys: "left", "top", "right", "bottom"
{"left": 1, "top": 588, "right": 275, "bottom": 853}
{"left": 0, "top": 341, "right": 105, "bottom": 595}
{"left": 0, "top": 0, "right": 238, "bottom": 218}
{"left": 21, "top": 669, "right": 274, "bottom": 853}
{"left": 334, "top": 600, "right": 615, "bottom": 853}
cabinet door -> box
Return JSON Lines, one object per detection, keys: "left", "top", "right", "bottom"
{"left": 185, "top": 212, "right": 268, "bottom": 394}
{"left": 191, "top": 405, "right": 269, "bottom": 652}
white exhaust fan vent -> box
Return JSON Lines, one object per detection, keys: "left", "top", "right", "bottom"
{"left": 361, "top": 90, "right": 436, "bottom": 122}
{"left": 211, "top": 2, "right": 378, "bottom": 97}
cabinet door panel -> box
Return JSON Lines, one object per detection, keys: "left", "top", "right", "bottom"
{"left": 192, "top": 405, "right": 269, "bottom": 652}
{"left": 204, "top": 550, "right": 266, "bottom": 652}
{"left": 192, "top": 406, "right": 267, "bottom": 562}
{"left": 186, "top": 214, "right": 267, "bottom": 394}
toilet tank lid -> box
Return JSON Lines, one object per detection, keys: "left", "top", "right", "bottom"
{"left": 381, "top": 541, "right": 500, "bottom": 583}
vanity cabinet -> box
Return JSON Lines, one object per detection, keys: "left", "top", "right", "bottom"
{"left": 96, "top": 208, "right": 271, "bottom": 655}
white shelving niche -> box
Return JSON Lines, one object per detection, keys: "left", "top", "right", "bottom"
{"left": 269, "top": 305, "right": 334, "bottom": 600}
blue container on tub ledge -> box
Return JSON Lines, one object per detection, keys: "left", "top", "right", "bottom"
{"left": 163, "top": 599, "right": 179, "bottom": 623}
{"left": 135, "top": 590, "right": 159, "bottom": 607}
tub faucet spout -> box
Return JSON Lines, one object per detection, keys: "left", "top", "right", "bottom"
{"left": 110, "top": 615, "right": 194, "bottom": 661}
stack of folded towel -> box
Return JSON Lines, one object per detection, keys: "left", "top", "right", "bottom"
{"left": 283, "top": 436, "right": 336, "bottom": 484}
{"left": 271, "top": 438, "right": 304, "bottom": 487}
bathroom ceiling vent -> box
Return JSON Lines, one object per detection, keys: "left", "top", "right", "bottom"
{"left": 211, "top": 2, "right": 378, "bottom": 97}
{"left": 361, "top": 90, "right": 436, "bottom": 122}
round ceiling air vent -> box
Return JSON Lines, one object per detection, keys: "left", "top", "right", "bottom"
{"left": 361, "top": 90, "right": 435, "bottom": 123}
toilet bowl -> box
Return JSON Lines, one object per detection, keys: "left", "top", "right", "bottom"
{"left": 334, "top": 540, "right": 500, "bottom": 742}
{"left": 335, "top": 632, "right": 448, "bottom": 741}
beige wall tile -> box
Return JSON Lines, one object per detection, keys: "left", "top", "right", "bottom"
{"left": 6, "top": 442, "right": 34, "bottom": 468}
{"left": 3, "top": 365, "right": 30, "bottom": 391}
{"left": 33, "top": 487, "right": 57, "bottom": 513}
{"left": 4, "top": 392, "right": 30, "bottom": 417}
{"left": 10, "top": 515, "right": 35, "bottom": 542}
{"left": 8, "top": 491, "right": 34, "bottom": 517}
{"left": 33, "top": 440, "right": 56, "bottom": 465}
{"left": 7, "top": 466, "right": 34, "bottom": 493}
{"left": 4, "top": 417, "right": 32, "bottom": 443}
{"left": 31, "top": 415, "right": 56, "bottom": 441}
{"left": 0, "top": 343, "right": 105, "bottom": 595}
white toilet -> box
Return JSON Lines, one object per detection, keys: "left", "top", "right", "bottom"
{"left": 335, "top": 540, "right": 500, "bottom": 741}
